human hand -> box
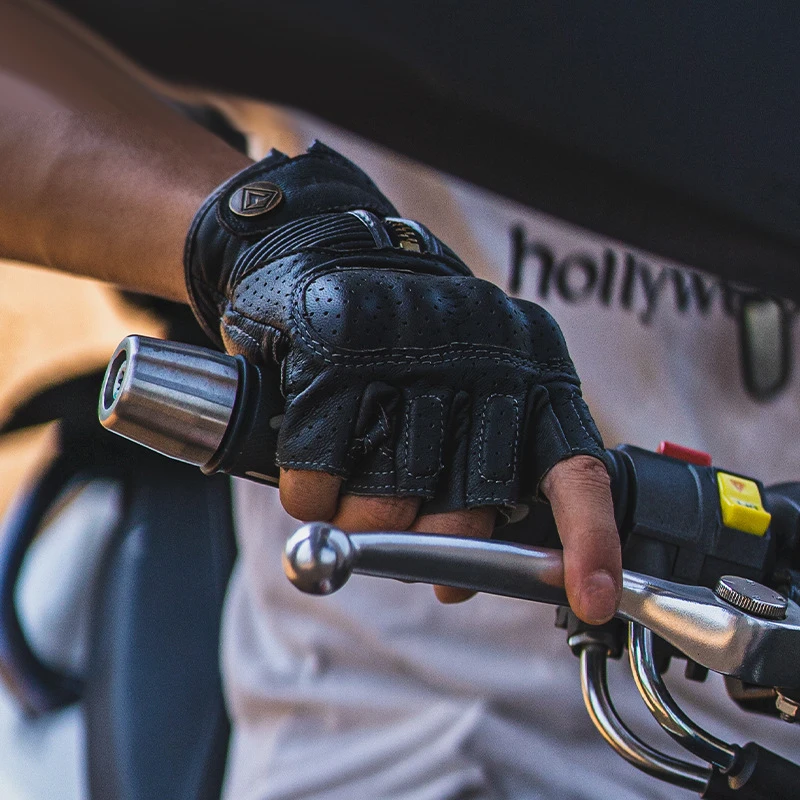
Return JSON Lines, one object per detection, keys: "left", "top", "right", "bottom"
{"left": 278, "top": 455, "right": 620, "bottom": 625}
{"left": 184, "top": 142, "right": 620, "bottom": 623}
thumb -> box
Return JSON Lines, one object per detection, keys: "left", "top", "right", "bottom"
{"left": 540, "top": 455, "right": 622, "bottom": 624}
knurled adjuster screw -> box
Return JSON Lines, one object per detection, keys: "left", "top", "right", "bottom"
{"left": 713, "top": 575, "right": 788, "bottom": 620}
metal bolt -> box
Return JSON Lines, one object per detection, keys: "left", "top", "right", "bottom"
{"left": 112, "top": 358, "right": 127, "bottom": 401}
{"left": 776, "top": 692, "right": 799, "bottom": 723}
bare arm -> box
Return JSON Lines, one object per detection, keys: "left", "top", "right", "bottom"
{"left": 0, "top": 0, "right": 251, "bottom": 301}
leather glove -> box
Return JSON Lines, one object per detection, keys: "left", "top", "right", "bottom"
{"left": 185, "top": 141, "right": 609, "bottom": 510}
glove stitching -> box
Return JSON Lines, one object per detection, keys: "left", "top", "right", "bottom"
{"left": 478, "top": 394, "right": 519, "bottom": 485}
{"left": 344, "top": 485, "right": 433, "bottom": 495}
{"left": 225, "top": 323, "right": 262, "bottom": 350}
{"left": 278, "top": 460, "right": 348, "bottom": 475}
{"left": 469, "top": 496, "right": 515, "bottom": 504}
{"left": 220, "top": 260, "right": 578, "bottom": 370}
{"left": 294, "top": 337, "right": 575, "bottom": 372}
{"left": 568, "top": 395, "right": 597, "bottom": 445}
{"left": 350, "top": 428, "right": 392, "bottom": 460}
{"left": 350, "top": 470, "right": 395, "bottom": 476}
{"left": 231, "top": 300, "right": 576, "bottom": 372}
{"left": 404, "top": 395, "right": 445, "bottom": 479}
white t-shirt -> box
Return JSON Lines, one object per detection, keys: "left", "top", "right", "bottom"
{"left": 219, "top": 111, "right": 800, "bottom": 800}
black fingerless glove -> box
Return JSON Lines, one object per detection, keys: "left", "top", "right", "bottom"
{"left": 185, "top": 141, "right": 609, "bottom": 509}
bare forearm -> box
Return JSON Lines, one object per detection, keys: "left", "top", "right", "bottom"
{"left": 0, "top": 0, "right": 251, "bottom": 301}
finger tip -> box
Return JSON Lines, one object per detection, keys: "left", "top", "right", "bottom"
{"left": 576, "top": 569, "right": 619, "bottom": 625}
{"left": 434, "top": 585, "right": 475, "bottom": 604}
{"left": 278, "top": 469, "right": 342, "bottom": 521}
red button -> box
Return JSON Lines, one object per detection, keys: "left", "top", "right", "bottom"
{"left": 657, "top": 441, "right": 712, "bottom": 467}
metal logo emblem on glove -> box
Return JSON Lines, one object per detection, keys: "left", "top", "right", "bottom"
{"left": 228, "top": 181, "right": 283, "bottom": 217}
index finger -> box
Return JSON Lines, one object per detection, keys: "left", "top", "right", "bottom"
{"left": 540, "top": 455, "right": 621, "bottom": 625}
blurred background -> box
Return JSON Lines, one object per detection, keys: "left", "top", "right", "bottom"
{"left": 0, "top": 261, "right": 160, "bottom": 517}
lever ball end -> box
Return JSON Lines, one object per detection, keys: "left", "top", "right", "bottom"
{"left": 283, "top": 523, "right": 355, "bottom": 595}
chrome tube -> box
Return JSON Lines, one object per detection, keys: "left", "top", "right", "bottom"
{"left": 580, "top": 644, "right": 710, "bottom": 792}
{"left": 628, "top": 623, "right": 739, "bottom": 770}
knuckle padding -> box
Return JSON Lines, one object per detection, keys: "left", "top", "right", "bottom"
{"left": 301, "top": 270, "right": 540, "bottom": 355}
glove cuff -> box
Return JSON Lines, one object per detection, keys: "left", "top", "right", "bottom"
{"left": 184, "top": 141, "right": 399, "bottom": 347}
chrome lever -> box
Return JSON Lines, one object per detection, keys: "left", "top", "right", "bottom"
{"left": 283, "top": 523, "right": 800, "bottom": 690}
{"left": 282, "top": 523, "right": 567, "bottom": 604}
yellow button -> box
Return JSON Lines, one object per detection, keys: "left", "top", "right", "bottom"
{"left": 717, "top": 472, "right": 771, "bottom": 536}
